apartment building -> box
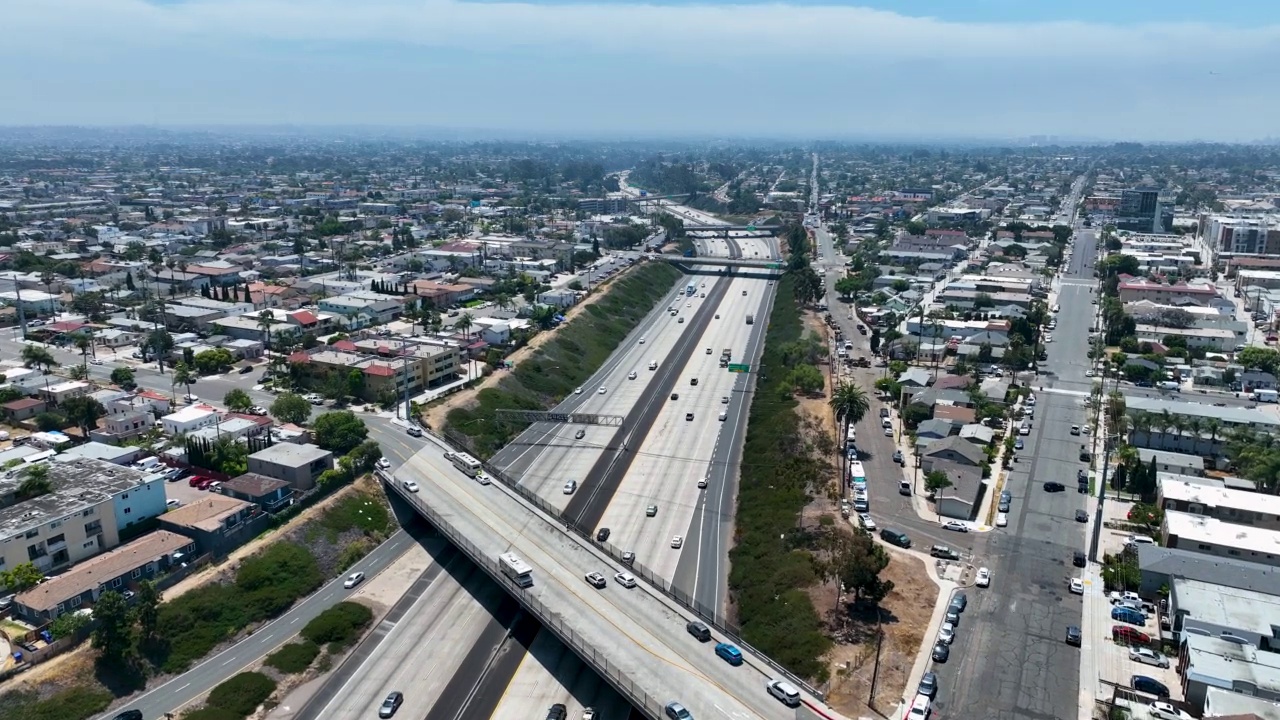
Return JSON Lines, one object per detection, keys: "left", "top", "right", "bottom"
{"left": 1159, "top": 477, "right": 1280, "bottom": 533}
{"left": 0, "top": 459, "right": 161, "bottom": 575}
{"left": 1162, "top": 512, "right": 1280, "bottom": 568}
{"left": 1202, "top": 214, "right": 1280, "bottom": 255}
{"left": 247, "top": 443, "right": 332, "bottom": 491}
{"left": 1117, "top": 278, "right": 1225, "bottom": 307}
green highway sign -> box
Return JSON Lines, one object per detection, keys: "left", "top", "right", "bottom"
{"left": 746, "top": 225, "right": 756, "bottom": 231}
{"left": 727, "top": 363, "right": 750, "bottom": 373}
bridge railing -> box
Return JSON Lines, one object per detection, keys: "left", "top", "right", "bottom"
{"left": 439, "top": 428, "right": 826, "bottom": 704}
{"left": 382, "top": 474, "right": 668, "bottom": 720}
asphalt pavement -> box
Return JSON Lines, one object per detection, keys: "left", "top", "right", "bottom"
{"left": 928, "top": 222, "right": 1097, "bottom": 720}
{"left": 106, "top": 530, "right": 418, "bottom": 720}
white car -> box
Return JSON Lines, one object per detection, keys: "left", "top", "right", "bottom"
{"left": 1148, "top": 702, "right": 1193, "bottom": 720}
{"left": 639, "top": 337, "right": 646, "bottom": 344}
{"left": 402, "top": 480, "right": 420, "bottom": 493}
{"left": 975, "top": 567, "right": 990, "bottom": 587}
{"left": 883, "top": 427, "right": 894, "bottom": 437}
{"left": 628, "top": 371, "right": 637, "bottom": 380}
{"left": 942, "top": 521, "right": 968, "bottom": 533}
{"left": 563, "top": 480, "right": 577, "bottom": 495}
{"left": 376, "top": 457, "right": 391, "bottom": 469}
{"left": 614, "top": 571, "right": 637, "bottom": 588}
{"left": 858, "top": 513, "right": 876, "bottom": 531}
{"left": 575, "top": 386, "right": 584, "bottom": 394}
{"left": 184, "top": 394, "right": 199, "bottom": 403}
{"left": 1069, "top": 578, "right": 1084, "bottom": 595}
{"left": 89, "top": 358, "right": 104, "bottom": 365}
{"left": 1085, "top": 369, "right": 1095, "bottom": 377}
{"left": 474, "top": 472, "right": 492, "bottom": 486}
{"left": 598, "top": 386, "right": 607, "bottom": 395}
{"left": 1130, "top": 647, "right": 1170, "bottom": 668}
{"left": 996, "top": 513, "right": 1008, "bottom": 528}
{"left": 343, "top": 571, "right": 365, "bottom": 589}
{"left": 937, "top": 622, "right": 955, "bottom": 645}
{"left": 670, "top": 535, "right": 684, "bottom": 549}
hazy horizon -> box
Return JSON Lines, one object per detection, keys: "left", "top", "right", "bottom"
{"left": 3, "top": 0, "right": 1279, "bottom": 141}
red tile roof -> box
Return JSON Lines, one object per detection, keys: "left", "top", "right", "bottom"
{"left": 290, "top": 311, "right": 318, "bottom": 325}
{"left": 288, "top": 351, "right": 310, "bottom": 363}
{"left": 331, "top": 340, "right": 358, "bottom": 352}
{"left": 362, "top": 363, "right": 396, "bottom": 377}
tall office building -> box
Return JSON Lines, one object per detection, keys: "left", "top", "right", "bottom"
{"left": 1116, "top": 188, "right": 1166, "bottom": 233}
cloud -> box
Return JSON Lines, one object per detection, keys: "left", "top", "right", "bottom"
{"left": 2, "top": 0, "right": 1279, "bottom": 138}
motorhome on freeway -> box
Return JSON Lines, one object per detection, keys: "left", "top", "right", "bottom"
{"left": 848, "top": 460, "right": 867, "bottom": 486}
{"left": 498, "top": 552, "right": 534, "bottom": 588}
{"left": 445, "top": 451, "right": 483, "bottom": 477}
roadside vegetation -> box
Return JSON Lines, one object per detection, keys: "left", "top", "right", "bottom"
{"left": 445, "top": 261, "right": 682, "bottom": 457}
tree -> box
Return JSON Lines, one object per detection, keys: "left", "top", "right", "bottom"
{"left": 313, "top": 410, "right": 369, "bottom": 454}
{"left": 347, "top": 439, "right": 384, "bottom": 473}
{"left": 73, "top": 334, "right": 93, "bottom": 369}
{"left": 134, "top": 580, "right": 161, "bottom": 643}
{"left": 34, "top": 411, "right": 66, "bottom": 431}
{"left": 147, "top": 329, "right": 174, "bottom": 372}
{"left": 270, "top": 392, "right": 312, "bottom": 425}
{"left": 835, "top": 531, "right": 894, "bottom": 604}
{"left": 787, "top": 364, "right": 825, "bottom": 395}
{"left": 257, "top": 310, "right": 274, "bottom": 349}
{"left": 49, "top": 610, "right": 90, "bottom": 640}
{"left": 0, "top": 562, "right": 44, "bottom": 592}
{"left": 90, "top": 590, "right": 135, "bottom": 664}
{"left": 20, "top": 344, "right": 57, "bottom": 371}
{"left": 172, "top": 362, "right": 197, "bottom": 399}
{"left": 925, "top": 470, "right": 953, "bottom": 494}
{"left": 111, "top": 366, "right": 137, "bottom": 389}
{"left": 60, "top": 396, "right": 106, "bottom": 435}
{"left": 455, "top": 312, "right": 474, "bottom": 338}
{"left": 224, "top": 389, "right": 253, "bottom": 412}
{"left": 193, "top": 348, "right": 234, "bottom": 374}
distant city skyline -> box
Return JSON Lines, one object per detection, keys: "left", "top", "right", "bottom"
{"left": 2, "top": 0, "right": 1279, "bottom": 141}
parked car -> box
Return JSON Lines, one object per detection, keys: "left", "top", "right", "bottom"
{"left": 1148, "top": 701, "right": 1193, "bottom": 720}
{"left": 1111, "top": 606, "right": 1147, "bottom": 626}
{"left": 918, "top": 671, "right": 937, "bottom": 698}
{"left": 1115, "top": 625, "right": 1152, "bottom": 645}
{"left": 931, "top": 642, "right": 950, "bottom": 662}
{"left": 1129, "top": 647, "right": 1170, "bottom": 668}
{"left": 1131, "top": 675, "right": 1170, "bottom": 698}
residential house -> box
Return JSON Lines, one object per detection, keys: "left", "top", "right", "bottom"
{"left": 246, "top": 443, "right": 333, "bottom": 491}
{"left": 158, "top": 494, "right": 265, "bottom": 557}
{"left": 220, "top": 473, "right": 293, "bottom": 514}
{"left": 1178, "top": 634, "right": 1280, "bottom": 713}
{"left": 1163, "top": 513, "right": 1280, "bottom": 568}
{"left": 920, "top": 436, "right": 986, "bottom": 472}
{"left": 930, "top": 459, "right": 985, "bottom": 521}
{"left": 10, "top": 530, "right": 195, "bottom": 623}
{"left": 160, "top": 405, "right": 220, "bottom": 436}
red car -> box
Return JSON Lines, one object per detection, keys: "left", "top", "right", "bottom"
{"left": 1113, "top": 625, "right": 1152, "bottom": 645}
{"left": 188, "top": 475, "right": 208, "bottom": 488}
{"left": 197, "top": 477, "right": 216, "bottom": 490}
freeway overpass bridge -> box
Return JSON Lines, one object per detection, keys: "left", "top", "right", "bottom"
{"left": 385, "top": 442, "right": 839, "bottom": 720}
{"left": 649, "top": 254, "right": 785, "bottom": 269}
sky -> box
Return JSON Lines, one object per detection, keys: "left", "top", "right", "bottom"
{"left": 2, "top": 0, "right": 1279, "bottom": 141}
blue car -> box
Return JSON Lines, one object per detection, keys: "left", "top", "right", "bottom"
{"left": 1111, "top": 606, "right": 1146, "bottom": 626}
{"left": 714, "top": 642, "right": 743, "bottom": 666}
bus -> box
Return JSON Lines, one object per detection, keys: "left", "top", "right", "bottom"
{"left": 848, "top": 460, "right": 867, "bottom": 487}
{"left": 498, "top": 552, "right": 534, "bottom": 588}
{"left": 686, "top": 283, "right": 696, "bottom": 296}
{"left": 446, "top": 451, "right": 482, "bottom": 477}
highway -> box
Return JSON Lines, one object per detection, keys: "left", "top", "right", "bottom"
{"left": 389, "top": 438, "right": 819, "bottom": 720}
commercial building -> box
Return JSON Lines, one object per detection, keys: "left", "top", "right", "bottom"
{"left": 246, "top": 443, "right": 332, "bottom": 491}
{"left": 1203, "top": 215, "right": 1280, "bottom": 255}
{"left": 161, "top": 405, "right": 221, "bottom": 436}
{"left": 0, "top": 459, "right": 161, "bottom": 575}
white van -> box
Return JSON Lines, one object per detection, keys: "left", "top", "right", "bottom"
{"left": 133, "top": 456, "right": 162, "bottom": 471}
{"left": 907, "top": 693, "right": 931, "bottom": 719}
{"left": 718, "top": 411, "right": 727, "bottom": 422}
{"left": 899, "top": 480, "right": 912, "bottom": 496}
{"left": 649, "top": 361, "right": 658, "bottom": 370}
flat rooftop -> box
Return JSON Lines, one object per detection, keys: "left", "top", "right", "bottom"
{"left": 161, "top": 494, "right": 255, "bottom": 532}
{"left": 1165, "top": 512, "right": 1280, "bottom": 559}
{"left": 1126, "top": 395, "right": 1280, "bottom": 428}
{"left": 1173, "top": 577, "right": 1280, "bottom": 637}
{"left": 249, "top": 443, "right": 331, "bottom": 466}
{"left": 0, "top": 459, "right": 152, "bottom": 541}
{"left": 1161, "top": 476, "right": 1280, "bottom": 518}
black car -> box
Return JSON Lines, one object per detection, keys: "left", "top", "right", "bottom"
{"left": 1065, "top": 625, "right": 1082, "bottom": 646}
{"left": 238, "top": 365, "right": 253, "bottom": 374}
{"left": 1043, "top": 482, "right": 1066, "bottom": 493}
{"left": 112, "top": 712, "right": 143, "bottom": 720}
{"left": 1073, "top": 551, "right": 1087, "bottom": 567}
{"left": 918, "top": 670, "right": 938, "bottom": 698}
{"left": 1075, "top": 509, "right": 1089, "bottom": 523}
{"left": 547, "top": 703, "right": 568, "bottom": 720}
{"left": 596, "top": 527, "right": 611, "bottom": 542}
{"left": 931, "top": 642, "right": 950, "bottom": 662}
{"left": 379, "top": 691, "right": 404, "bottom": 719}
{"left": 621, "top": 551, "right": 635, "bottom": 565}
{"left": 670, "top": 393, "right": 679, "bottom": 400}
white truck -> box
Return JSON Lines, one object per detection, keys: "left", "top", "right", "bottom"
{"left": 498, "top": 552, "right": 534, "bottom": 588}
{"left": 1254, "top": 388, "right": 1278, "bottom": 403}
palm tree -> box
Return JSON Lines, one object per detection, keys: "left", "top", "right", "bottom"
{"left": 172, "top": 362, "right": 197, "bottom": 402}
{"left": 456, "top": 312, "right": 474, "bottom": 338}
{"left": 73, "top": 334, "right": 92, "bottom": 372}
{"left": 20, "top": 345, "right": 57, "bottom": 372}
{"left": 257, "top": 310, "right": 274, "bottom": 350}
{"left": 1204, "top": 418, "right": 1222, "bottom": 452}
{"left": 830, "top": 382, "right": 870, "bottom": 485}
{"left": 39, "top": 272, "right": 57, "bottom": 317}
{"left": 1130, "top": 411, "right": 1154, "bottom": 444}
{"left": 1182, "top": 416, "right": 1203, "bottom": 454}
